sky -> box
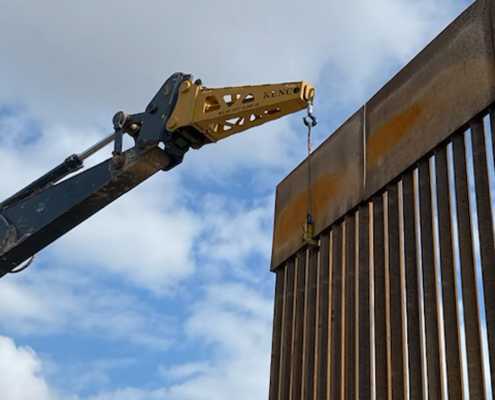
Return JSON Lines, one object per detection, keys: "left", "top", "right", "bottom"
{"left": 0, "top": 1, "right": 473, "bottom": 399}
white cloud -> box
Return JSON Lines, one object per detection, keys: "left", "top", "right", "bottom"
{"left": 158, "top": 362, "right": 210, "bottom": 382}
{"left": 196, "top": 195, "right": 273, "bottom": 275}
{"left": 52, "top": 183, "right": 201, "bottom": 294}
{"left": 0, "top": 272, "right": 175, "bottom": 349}
{"left": 0, "top": 336, "right": 55, "bottom": 400}
{"left": 86, "top": 281, "right": 273, "bottom": 400}
{"left": 0, "top": 0, "right": 468, "bottom": 173}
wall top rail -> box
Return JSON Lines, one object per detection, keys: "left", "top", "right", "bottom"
{"left": 271, "top": 0, "right": 495, "bottom": 271}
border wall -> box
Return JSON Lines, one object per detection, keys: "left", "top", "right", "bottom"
{"left": 269, "top": 1, "right": 495, "bottom": 398}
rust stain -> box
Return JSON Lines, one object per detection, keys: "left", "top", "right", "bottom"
{"left": 274, "top": 171, "right": 343, "bottom": 249}
{"left": 367, "top": 103, "right": 423, "bottom": 168}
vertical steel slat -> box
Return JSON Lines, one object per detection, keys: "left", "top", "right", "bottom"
{"left": 388, "top": 183, "right": 406, "bottom": 400}
{"left": 414, "top": 168, "right": 430, "bottom": 400}
{"left": 435, "top": 145, "right": 464, "bottom": 399}
{"left": 288, "top": 256, "right": 299, "bottom": 399}
{"left": 403, "top": 172, "right": 424, "bottom": 400}
{"left": 300, "top": 249, "right": 309, "bottom": 399}
{"left": 290, "top": 251, "right": 307, "bottom": 400}
{"left": 313, "top": 240, "right": 321, "bottom": 400}
{"left": 452, "top": 131, "right": 485, "bottom": 399}
{"left": 359, "top": 205, "right": 371, "bottom": 399}
{"left": 354, "top": 212, "right": 360, "bottom": 400}
{"left": 384, "top": 192, "right": 393, "bottom": 400}
{"left": 278, "top": 259, "right": 295, "bottom": 400}
{"left": 340, "top": 221, "right": 347, "bottom": 400}
{"left": 269, "top": 268, "right": 285, "bottom": 400}
{"left": 326, "top": 231, "right": 334, "bottom": 400}
{"left": 398, "top": 181, "right": 410, "bottom": 400}
{"left": 370, "top": 202, "right": 377, "bottom": 400}
{"left": 471, "top": 118, "right": 495, "bottom": 391}
{"left": 430, "top": 157, "right": 450, "bottom": 400}
{"left": 302, "top": 246, "right": 318, "bottom": 400}
{"left": 447, "top": 143, "right": 471, "bottom": 400}
{"left": 418, "top": 159, "right": 443, "bottom": 399}
{"left": 373, "top": 195, "right": 389, "bottom": 399}
{"left": 490, "top": 109, "right": 495, "bottom": 169}
{"left": 316, "top": 233, "right": 330, "bottom": 400}
{"left": 329, "top": 224, "right": 343, "bottom": 400}
{"left": 345, "top": 214, "right": 356, "bottom": 400}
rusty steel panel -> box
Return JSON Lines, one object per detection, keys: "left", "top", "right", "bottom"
{"left": 358, "top": 206, "right": 371, "bottom": 399}
{"left": 435, "top": 146, "right": 464, "bottom": 399}
{"left": 269, "top": 2, "right": 495, "bottom": 399}
{"left": 278, "top": 259, "right": 295, "bottom": 400}
{"left": 388, "top": 184, "right": 406, "bottom": 400}
{"left": 452, "top": 132, "right": 486, "bottom": 398}
{"left": 402, "top": 172, "right": 425, "bottom": 399}
{"left": 365, "top": 0, "right": 495, "bottom": 200}
{"left": 329, "top": 224, "right": 343, "bottom": 400}
{"left": 271, "top": 109, "right": 364, "bottom": 270}
{"left": 301, "top": 248, "right": 318, "bottom": 399}
{"left": 372, "top": 195, "right": 389, "bottom": 399}
{"left": 290, "top": 252, "right": 307, "bottom": 400}
{"left": 471, "top": 117, "right": 495, "bottom": 391}
{"left": 315, "top": 233, "right": 330, "bottom": 400}
{"left": 269, "top": 268, "right": 284, "bottom": 400}
{"left": 344, "top": 214, "right": 356, "bottom": 400}
{"left": 418, "top": 160, "right": 443, "bottom": 399}
{"left": 271, "top": 0, "right": 495, "bottom": 271}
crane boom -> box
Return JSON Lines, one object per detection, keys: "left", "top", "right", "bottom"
{"left": 0, "top": 72, "right": 315, "bottom": 278}
{"left": 166, "top": 79, "right": 315, "bottom": 141}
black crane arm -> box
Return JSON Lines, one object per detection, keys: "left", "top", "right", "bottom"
{"left": 0, "top": 72, "right": 189, "bottom": 277}
{"left": 0, "top": 147, "right": 170, "bottom": 277}
{"left": 0, "top": 72, "right": 315, "bottom": 277}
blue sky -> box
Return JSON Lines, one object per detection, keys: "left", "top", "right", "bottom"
{"left": 0, "top": 1, "right": 472, "bottom": 399}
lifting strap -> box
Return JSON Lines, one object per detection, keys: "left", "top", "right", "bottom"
{"left": 303, "top": 102, "right": 318, "bottom": 247}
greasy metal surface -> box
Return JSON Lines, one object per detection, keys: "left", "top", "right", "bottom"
{"left": 271, "top": 0, "right": 495, "bottom": 270}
